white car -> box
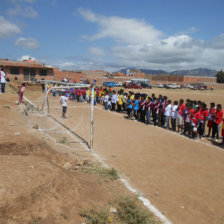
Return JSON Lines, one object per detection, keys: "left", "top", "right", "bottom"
{"left": 116, "top": 82, "right": 123, "bottom": 87}
{"left": 155, "top": 83, "right": 164, "bottom": 88}
{"left": 187, "top": 84, "right": 194, "bottom": 89}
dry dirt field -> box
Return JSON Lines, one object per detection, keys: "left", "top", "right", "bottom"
{"left": 0, "top": 86, "right": 149, "bottom": 224}
{"left": 1, "top": 83, "right": 224, "bottom": 224}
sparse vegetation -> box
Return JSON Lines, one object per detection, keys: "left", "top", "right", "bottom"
{"left": 58, "top": 137, "right": 69, "bottom": 145}
{"left": 33, "top": 217, "right": 41, "bottom": 224}
{"left": 80, "top": 196, "right": 159, "bottom": 224}
{"left": 80, "top": 207, "right": 110, "bottom": 224}
{"left": 1, "top": 105, "right": 10, "bottom": 109}
{"left": 116, "top": 196, "right": 158, "bottom": 224}
{"left": 61, "top": 213, "right": 68, "bottom": 219}
{"left": 82, "top": 163, "right": 119, "bottom": 181}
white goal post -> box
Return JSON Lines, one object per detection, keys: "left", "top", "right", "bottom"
{"left": 44, "top": 84, "right": 95, "bottom": 149}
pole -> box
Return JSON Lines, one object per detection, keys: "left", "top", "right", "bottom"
{"left": 90, "top": 85, "right": 94, "bottom": 149}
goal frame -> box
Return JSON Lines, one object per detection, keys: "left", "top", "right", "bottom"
{"left": 44, "top": 84, "right": 95, "bottom": 149}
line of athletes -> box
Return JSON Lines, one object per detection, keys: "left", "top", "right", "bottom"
{"left": 67, "top": 88, "right": 224, "bottom": 145}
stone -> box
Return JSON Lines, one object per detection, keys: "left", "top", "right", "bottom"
{"left": 33, "top": 124, "right": 39, "bottom": 129}
{"left": 64, "top": 162, "right": 72, "bottom": 170}
{"left": 109, "top": 207, "right": 117, "bottom": 213}
{"left": 155, "top": 192, "right": 159, "bottom": 197}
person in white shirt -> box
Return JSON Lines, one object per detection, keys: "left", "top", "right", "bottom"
{"left": 60, "top": 92, "right": 68, "bottom": 118}
{"left": 0, "top": 68, "right": 7, "bottom": 93}
{"left": 104, "top": 93, "right": 109, "bottom": 110}
{"left": 111, "top": 91, "right": 117, "bottom": 111}
{"left": 171, "top": 100, "right": 178, "bottom": 131}
{"left": 165, "top": 100, "right": 172, "bottom": 129}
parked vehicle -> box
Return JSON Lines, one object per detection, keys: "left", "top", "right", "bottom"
{"left": 126, "top": 83, "right": 142, "bottom": 89}
{"left": 187, "top": 84, "right": 194, "bottom": 89}
{"left": 166, "top": 83, "right": 180, "bottom": 89}
{"left": 155, "top": 83, "right": 164, "bottom": 88}
{"left": 131, "top": 79, "right": 152, "bottom": 89}
{"left": 116, "top": 82, "right": 123, "bottom": 87}
{"left": 103, "top": 81, "right": 117, "bottom": 87}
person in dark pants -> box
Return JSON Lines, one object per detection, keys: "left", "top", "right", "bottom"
{"left": 171, "top": 101, "right": 178, "bottom": 131}
{"left": 0, "top": 68, "right": 7, "bottom": 93}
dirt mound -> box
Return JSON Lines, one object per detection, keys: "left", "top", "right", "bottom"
{"left": 0, "top": 137, "right": 128, "bottom": 224}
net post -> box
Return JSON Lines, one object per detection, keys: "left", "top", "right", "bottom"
{"left": 90, "top": 85, "right": 94, "bottom": 149}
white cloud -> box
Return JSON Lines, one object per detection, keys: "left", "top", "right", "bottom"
{"left": 0, "top": 16, "right": 22, "bottom": 37}
{"left": 77, "top": 9, "right": 224, "bottom": 72}
{"left": 78, "top": 8, "right": 163, "bottom": 44}
{"left": 19, "top": 55, "right": 36, "bottom": 61}
{"left": 110, "top": 34, "right": 224, "bottom": 71}
{"left": 89, "top": 47, "right": 104, "bottom": 56}
{"left": 7, "top": 5, "right": 38, "bottom": 18}
{"left": 210, "top": 34, "right": 224, "bottom": 49}
{"left": 14, "top": 37, "right": 40, "bottom": 49}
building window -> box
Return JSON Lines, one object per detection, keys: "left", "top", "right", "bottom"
{"left": 40, "top": 69, "right": 47, "bottom": 76}
{"left": 10, "top": 67, "right": 19, "bottom": 75}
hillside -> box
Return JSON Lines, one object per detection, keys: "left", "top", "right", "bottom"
{"left": 119, "top": 68, "right": 217, "bottom": 77}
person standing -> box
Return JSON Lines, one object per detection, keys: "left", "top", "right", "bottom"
{"left": 145, "top": 97, "right": 152, "bottom": 125}
{"left": 164, "top": 100, "right": 172, "bottom": 129}
{"left": 18, "top": 83, "right": 26, "bottom": 103}
{"left": 0, "top": 68, "right": 7, "bottom": 93}
{"left": 212, "top": 104, "right": 223, "bottom": 141}
{"left": 177, "top": 99, "right": 185, "bottom": 133}
{"left": 207, "top": 102, "right": 216, "bottom": 138}
{"left": 171, "top": 101, "right": 178, "bottom": 131}
{"left": 60, "top": 92, "right": 68, "bottom": 118}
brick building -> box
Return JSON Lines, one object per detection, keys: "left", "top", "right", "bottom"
{"left": 145, "top": 74, "right": 216, "bottom": 85}
{"left": 0, "top": 59, "right": 54, "bottom": 81}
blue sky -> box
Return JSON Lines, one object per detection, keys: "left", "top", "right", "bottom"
{"left": 0, "top": 0, "right": 224, "bottom": 72}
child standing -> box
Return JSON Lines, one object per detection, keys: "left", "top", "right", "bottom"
{"left": 207, "top": 102, "right": 216, "bottom": 138}
{"left": 18, "top": 83, "right": 26, "bottom": 103}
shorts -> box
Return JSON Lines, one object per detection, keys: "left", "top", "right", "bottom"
{"left": 177, "top": 116, "right": 183, "bottom": 126}
{"left": 62, "top": 106, "right": 67, "bottom": 113}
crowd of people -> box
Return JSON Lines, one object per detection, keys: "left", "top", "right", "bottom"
{"left": 56, "top": 86, "right": 224, "bottom": 147}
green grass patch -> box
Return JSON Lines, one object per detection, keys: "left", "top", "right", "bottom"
{"left": 58, "top": 137, "right": 69, "bottom": 145}
{"left": 116, "top": 196, "right": 158, "bottom": 224}
{"left": 80, "top": 196, "right": 160, "bottom": 224}
{"left": 82, "top": 163, "right": 119, "bottom": 181}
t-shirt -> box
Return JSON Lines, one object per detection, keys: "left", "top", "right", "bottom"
{"left": 0, "top": 71, "right": 6, "bottom": 83}
{"left": 127, "top": 99, "right": 132, "bottom": 109}
{"left": 111, "top": 94, "right": 117, "bottom": 104}
{"left": 178, "top": 104, "right": 186, "bottom": 116}
{"left": 118, "top": 95, "right": 123, "bottom": 105}
{"left": 134, "top": 99, "right": 139, "bottom": 110}
{"left": 171, "top": 105, "right": 178, "bottom": 118}
{"left": 215, "top": 109, "right": 223, "bottom": 125}
{"left": 60, "top": 96, "right": 68, "bottom": 107}
{"left": 104, "top": 95, "right": 109, "bottom": 102}
{"left": 164, "top": 104, "right": 172, "bottom": 116}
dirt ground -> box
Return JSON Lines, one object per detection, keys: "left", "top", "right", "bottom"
{"left": 1, "top": 83, "right": 224, "bottom": 224}
{"left": 0, "top": 91, "right": 131, "bottom": 224}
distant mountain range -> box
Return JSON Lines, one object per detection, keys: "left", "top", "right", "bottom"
{"left": 120, "top": 68, "right": 217, "bottom": 77}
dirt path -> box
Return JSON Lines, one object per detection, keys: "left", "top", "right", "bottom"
{"left": 93, "top": 107, "right": 224, "bottom": 224}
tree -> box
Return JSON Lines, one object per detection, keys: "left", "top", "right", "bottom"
{"left": 216, "top": 70, "right": 224, "bottom": 83}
